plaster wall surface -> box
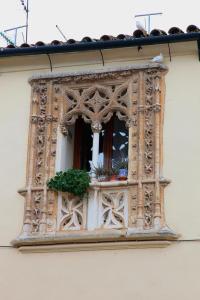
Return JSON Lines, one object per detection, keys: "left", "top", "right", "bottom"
{"left": 0, "top": 45, "right": 199, "bottom": 299}
{"left": 0, "top": 242, "right": 200, "bottom": 300}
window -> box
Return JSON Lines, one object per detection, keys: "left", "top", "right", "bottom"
{"left": 72, "top": 115, "right": 128, "bottom": 174}
{"left": 73, "top": 118, "right": 93, "bottom": 171}
{"left": 14, "top": 65, "right": 177, "bottom": 247}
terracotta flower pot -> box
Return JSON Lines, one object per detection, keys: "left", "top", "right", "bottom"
{"left": 118, "top": 168, "right": 128, "bottom": 180}
{"left": 109, "top": 175, "right": 118, "bottom": 181}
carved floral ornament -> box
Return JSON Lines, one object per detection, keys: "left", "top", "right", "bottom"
{"left": 13, "top": 64, "right": 178, "bottom": 248}
{"left": 60, "top": 81, "right": 131, "bottom": 133}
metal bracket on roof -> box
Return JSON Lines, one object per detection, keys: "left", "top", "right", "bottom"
{"left": 99, "top": 49, "right": 105, "bottom": 66}
{"left": 197, "top": 39, "right": 200, "bottom": 61}
{"left": 46, "top": 53, "right": 53, "bottom": 72}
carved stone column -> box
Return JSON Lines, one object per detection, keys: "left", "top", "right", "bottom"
{"left": 127, "top": 73, "right": 139, "bottom": 227}
{"left": 19, "top": 81, "right": 60, "bottom": 236}
{"left": 135, "top": 68, "right": 168, "bottom": 230}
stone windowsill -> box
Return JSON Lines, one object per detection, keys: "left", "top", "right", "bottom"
{"left": 18, "top": 240, "right": 172, "bottom": 253}
{"left": 12, "top": 227, "right": 179, "bottom": 249}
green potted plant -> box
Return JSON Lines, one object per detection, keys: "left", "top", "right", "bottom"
{"left": 47, "top": 169, "right": 90, "bottom": 198}
{"left": 92, "top": 163, "right": 108, "bottom": 182}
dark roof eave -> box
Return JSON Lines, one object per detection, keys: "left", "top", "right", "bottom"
{"left": 0, "top": 32, "right": 200, "bottom": 58}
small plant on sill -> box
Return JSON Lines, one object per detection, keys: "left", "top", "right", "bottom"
{"left": 92, "top": 162, "right": 120, "bottom": 182}
{"left": 108, "top": 166, "right": 119, "bottom": 181}
{"left": 47, "top": 169, "right": 90, "bottom": 198}
{"left": 92, "top": 163, "right": 108, "bottom": 182}
{"left": 113, "top": 157, "right": 128, "bottom": 180}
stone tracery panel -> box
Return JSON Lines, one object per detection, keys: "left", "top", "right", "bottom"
{"left": 99, "top": 190, "right": 127, "bottom": 229}
{"left": 14, "top": 64, "right": 177, "bottom": 247}
{"left": 61, "top": 81, "right": 131, "bottom": 133}
{"left": 58, "top": 193, "right": 87, "bottom": 231}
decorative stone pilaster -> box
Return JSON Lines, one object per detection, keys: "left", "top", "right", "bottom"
{"left": 19, "top": 81, "right": 60, "bottom": 236}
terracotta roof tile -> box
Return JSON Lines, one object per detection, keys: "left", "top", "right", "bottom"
{"left": 150, "top": 29, "right": 167, "bottom": 36}
{"left": 1, "top": 25, "right": 199, "bottom": 50}
{"left": 20, "top": 43, "right": 30, "bottom": 48}
{"left": 168, "top": 27, "right": 184, "bottom": 34}
{"left": 116, "top": 34, "right": 132, "bottom": 40}
{"left": 100, "top": 35, "right": 116, "bottom": 41}
{"left": 35, "top": 41, "right": 45, "bottom": 46}
{"left": 186, "top": 24, "right": 200, "bottom": 32}
{"left": 133, "top": 29, "right": 147, "bottom": 38}
{"left": 67, "top": 38, "right": 76, "bottom": 44}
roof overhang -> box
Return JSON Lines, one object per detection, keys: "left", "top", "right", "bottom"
{"left": 0, "top": 32, "right": 200, "bottom": 60}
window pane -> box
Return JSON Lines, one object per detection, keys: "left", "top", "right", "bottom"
{"left": 112, "top": 117, "right": 128, "bottom": 164}
{"left": 98, "top": 115, "right": 128, "bottom": 168}
{"left": 73, "top": 118, "right": 93, "bottom": 171}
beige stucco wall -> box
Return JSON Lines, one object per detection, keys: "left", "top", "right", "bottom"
{"left": 0, "top": 42, "right": 200, "bottom": 299}
{"left": 0, "top": 242, "right": 200, "bottom": 300}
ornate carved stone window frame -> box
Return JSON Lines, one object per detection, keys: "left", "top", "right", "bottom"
{"left": 13, "top": 64, "right": 178, "bottom": 247}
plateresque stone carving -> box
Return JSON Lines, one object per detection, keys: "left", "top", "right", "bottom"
{"left": 100, "top": 190, "right": 127, "bottom": 229}
{"left": 15, "top": 65, "right": 177, "bottom": 246}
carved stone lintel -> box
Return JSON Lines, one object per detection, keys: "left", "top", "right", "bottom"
{"left": 61, "top": 81, "right": 131, "bottom": 132}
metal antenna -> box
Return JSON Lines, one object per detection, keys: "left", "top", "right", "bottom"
{"left": 0, "top": 1, "right": 30, "bottom": 46}
{"left": 0, "top": 31, "right": 15, "bottom": 45}
{"left": 135, "top": 12, "right": 162, "bottom": 34}
{"left": 4, "top": 25, "right": 27, "bottom": 45}
{"left": 22, "top": 31, "right": 25, "bottom": 43}
{"left": 20, "top": 0, "right": 29, "bottom": 43}
{"left": 56, "top": 25, "right": 67, "bottom": 42}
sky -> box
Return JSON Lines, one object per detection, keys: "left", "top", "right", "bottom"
{"left": 0, "top": 0, "right": 199, "bottom": 46}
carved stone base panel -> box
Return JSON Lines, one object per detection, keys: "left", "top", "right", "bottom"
{"left": 99, "top": 189, "right": 128, "bottom": 229}
{"left": 58, "top": 193, "right": 87, "bottom": 231}
{"left": 22, "top": 193, "right": 32, "bottom": 235}
{"left": 143, "top": 184, "right": 155, "bottom": 229}
{"left": 128, "top": 186, "right": 138, "bottom": 227}
{"left": 31, "top": 191, "right": 43, "bottom": 233}
{"left": 159, "top": 184, "right": 167, "bottom": 228}
{"left": 46, "top": 190, "right": 57, "bottom": 232}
